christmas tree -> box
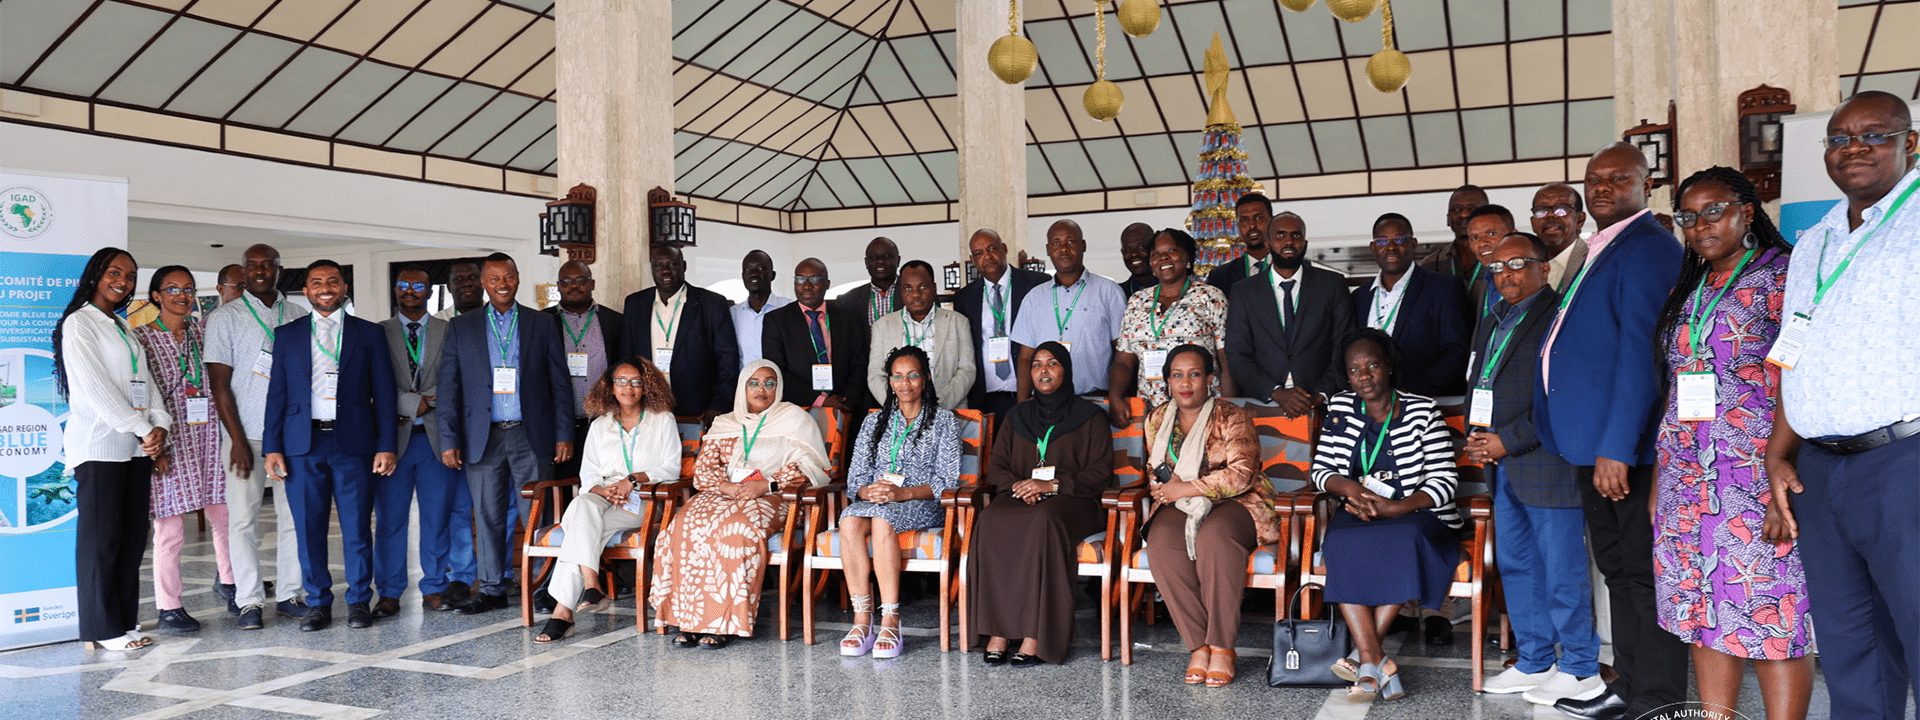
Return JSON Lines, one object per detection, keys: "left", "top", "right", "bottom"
{"left": 1186, "top": 33, "right": 1261, "bottom": 277}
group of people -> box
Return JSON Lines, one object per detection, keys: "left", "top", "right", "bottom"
{"left": 54, "top": 90, "right": 1915, "bottom": 720}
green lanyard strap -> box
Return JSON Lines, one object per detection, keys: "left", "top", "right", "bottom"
{"left": 1476, "top": 309, "right": 1528, "bottom": 388}
{"left": 1149, "top": 279, "right": 1189, "bottom": 339}
{"left": 564, "top": 309, "right": 595, "bottom": 348}
{"left": 110, "top": 312, "right": 138, "bottom": 376}
{"left": 1356, "top": 393, "right": 1399, "bottom": 477}
{"left": 151, "top": 318, "right": 203, "bottom": 389}
{"left": 1035, "top": 425, "right": 1057, "bottom": 465}
{"left": 738, "top": 414, "right": 769, "bottom": 466}
{"left": 1164, "top": 422, "right": 1183, "bottom": 466}
{"left": 1371, "top": 283, "right": 1403, "bottom": 330}
{"left": 243, "top": 295, "right": 286, "bottom": 341}
{"left": 619, "top": 412, "right": 645, "bottom": 476}
{"left": 1052, "top": 280, "right": 1086, "bottom": 337}
{"left": 1811, "top": 178, "right": 1919, "bottom": 314}
{"left": 1685, "top": 244, "right": 1758, "bottom": 359}
{"left": 654, "top": 291, "right": 684, "bottom": 342}
{"left": 887, "top": 411, "right": 917, "bottom": 473}
{"left": 405, "top": 325, "right": 424, "bottom": 368}
{"left": 901, "top": 312, "right": 930, "bottom": 347}
{"left": 314, "top": 315, "right": 344, "bottom": 366}
{"left": 488, "top": 306, "right": 518, "bottom": 367}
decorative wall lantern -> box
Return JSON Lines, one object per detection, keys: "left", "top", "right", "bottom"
{"left": 1623, "top": 102, "right": 1677, "bottom": 188}
{"left": 540, "top": 183, "right": 597, "bottom": 263}
{"left": 1738, "top": 85, "right": 1795, "bottom": 201}
{"left": 942, "top": 262, "right": 966, "bottom": 292}
{"left": 649, "top": 187, "right": 697, "bottom": 247}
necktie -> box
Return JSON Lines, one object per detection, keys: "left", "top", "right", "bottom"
{"left": 405, "top": 321, "right": 421, "bottom": 385}
{"left": 1279, "top": 279, "right": 1297, "bottom": 331}
{"left": 990, "top": 284, "right": 1009, "bottom": 379}
{"left": 1252, "top": 257, "right": 1268, "bottom": 279}
{"left": 805, "top": 308, "right": 828, "bottom": 364}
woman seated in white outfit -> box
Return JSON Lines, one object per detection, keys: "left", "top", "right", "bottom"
{"left": 535, "top": 357, "right": 680, "bottom": 643}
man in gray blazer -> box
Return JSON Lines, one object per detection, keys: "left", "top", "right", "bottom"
{"left": 374, "top": 267, "right": 475, "bottom": 613}
{"left": 865, "top": 260, "right": 975, "bottom": 409}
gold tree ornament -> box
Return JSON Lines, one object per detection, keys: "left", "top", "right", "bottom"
{"left": 1083, "top": 0, "right": 1123, "bottom": 121}
{"left": 1118, "top": 0, "right": 1160, "bottom": 37}
{"left": 1326, "top": 0, "right": 1377, "bottom": 22}
{"left": 988, "top": 0, "right": 1038, "bottom": 85}
{"left": 1277, "top": 0, "right": 1316, "bottom": 11}
{"left": 1364, "top": 0, "right": 1409, "bottom": 92}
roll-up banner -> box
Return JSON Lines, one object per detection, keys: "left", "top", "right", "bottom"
{"left": 1779, "top": 102, "right": 1920, "bottom": 244}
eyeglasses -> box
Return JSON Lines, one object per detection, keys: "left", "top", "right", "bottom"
{"left": 1370, "top": 235, "right": 1416, "bottom": 248}
{"left": 1530, "top": 205, "right": 1577, "bottom": 219}
{"left": 557, "top": 277, "right": 591, "bottom": 286}
{"left": 888, "top": 372, "right": 924, "bottom": 382}
{"left": 794, "top": 276, "right": 829, "bottom": 286}
{"left": 1484, "top": 257, "right": 1546, "bottom": 274}
{"left": 394, "top": 281, "right": 428, "bottom": 292}
{"left": 1820, "top": 128, "right": 1911, "bottom": 150}
{"left": 156, "top": 286, "right": 196, "bottom": 296}
{"left": 218, "top": 282, "right": 244, "bottom": 289}
{"left": 611, "top": 378, "right": 645, "bottom": 387}
{"left": 1673, "top": 201, "right": 1741, "bottom": 229}
{"left": 745, "top": 380, "right": 777, "bottom": 390}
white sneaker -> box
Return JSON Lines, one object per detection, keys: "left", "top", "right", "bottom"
{"left": 1522, "top": 671, "right": 1604, "bottom": 705}
{"left": 1480, "top": 665, "right": 1555, "bottom": 694}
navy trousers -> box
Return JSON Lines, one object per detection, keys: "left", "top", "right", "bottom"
{"left": 1796, "top": 432, "right": 1919, "bottom": 720}
{"left": 373, "top": 432, "right": 468, "bottom": 598}
{"left": 1491, "top": 465, "right": 1600, "bottom": 677}
{"left": 285, "top": 430, "right": 375, "bottom": 607}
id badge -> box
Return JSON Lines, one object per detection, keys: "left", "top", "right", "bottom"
{"left": 811, "top": 363, "right": 833, "bottom": 391}
{"left": 1469, "top": 388, "right": 1494, "bottom": 427}
{"left": 653, "top": 348, "right": 674, "bottom": 373}
{"left": 186, "top": 396, "right": 211, "bottom": 425}
{"left": 879, "top": 472, "right": 906, "bottom": 486}
{"left": 128, "top": 381, "right": 148, "bottom": 411}
{"left": 1283, "top": 372, "right": 1296, "bottom": 390}
{"left": 492, "top": 366, "right": 517, "bottom": 394}
{"left": 251, "top": 349, "right": 273, "bottom": 379}
{"left": 986, "top": 336, "right": 1012, "bottom": 363}
{"left": 1676, "top": 372, "right": 1716, "bottom": 421}
{"left": 1766, "top": 313, "right": 1811, "bottom": 369}
{"left": 321, "top": 372, "right": 339, "bottom": 400}
{"left": 729, "top": 466, "right": 755, "bottom": 483}
{"left": 1141, "top": 348, "right": 1169, "bottom": 380}
{"left": 1361, "top": 473, "right": 1399, "bottom": 500}
{"left": 1031, "top": 466, "right": 1056, "bottom": 481}
{"left": 567, "top": 352, "right": 589, "bottom": 378}
{"left": 1057, "top": 341, "right": 1072, "bottom": 353}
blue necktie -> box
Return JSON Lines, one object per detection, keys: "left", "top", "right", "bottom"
{"left": 805, "top": 308, "right": 828, "bottom": 364}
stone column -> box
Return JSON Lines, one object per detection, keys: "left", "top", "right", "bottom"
{"left": 955, "top": 0, "right": 1029, "bottom": 258}
{"left": 556, "top": 0, "right": 675, "bottom": 300}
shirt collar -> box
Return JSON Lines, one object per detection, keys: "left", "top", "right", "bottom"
{"left": 1492, "top": 288, "right": 1544, "bottom": 323}
{"left": 245, "top": 290, "right": 284, "bottom": 315}
{"left": 903, "top": 308, "right": 936, "bottom": 327}
{"left": 562, "top": 304, "right": 594, "bottom": 318}
{"left": 1824, "top": 166, "right": 1920, "bottom": 234}
{"left": 488, "top": 303, "right": 517, "bottom": 320}
{"left": 1588, "top": 208, "right": 1652, "bottom": 252}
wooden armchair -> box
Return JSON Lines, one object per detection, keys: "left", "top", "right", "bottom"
{"left": 742, "top": 404, "right": 853, "bottom": 641}
{"left": 1063, "top": 396, "right": 1149, "bottom": 661}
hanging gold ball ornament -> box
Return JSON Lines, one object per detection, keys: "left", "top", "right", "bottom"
{"left": 1366, "top": 48, "right": 1410, "bottom": 92}
{"left": 1084, "top": 80, "right": 1123, "bottom": 122}
{"left": 1326, "top": 0, "right": 1377, "bottom": 22}
{"left": 1118, "top": 0, "right": 1161, "bottom": 37}
{"left": 987, "top": 34, "right": 1039, "bottom": 85}
{"left": 1277, "top": 0, "right": 1315, "bottom": 11}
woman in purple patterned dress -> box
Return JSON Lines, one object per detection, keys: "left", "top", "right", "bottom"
{"left": 1651, "top": 168, "right": 1812, "bottom": 719}
{"left": 134, "top": 266, "right": 233, "bottom": 634}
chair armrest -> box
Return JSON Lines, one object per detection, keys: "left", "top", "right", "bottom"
{"left": 1463, "top": 493, "right": 1493, "bottom": 519}
{"left": 519, "top": 476, "right": 581, "bottom": 499}
{"left": 1102, "top": 486, "right": 1150, "bottom": 509}
{"left": 634, "top": 479, "right": 692, "bottom": 501}
{"left": 800, "top": 483, "right": 846, "bottom": 504}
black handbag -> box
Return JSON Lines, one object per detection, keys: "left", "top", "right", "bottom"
{"left": 1265, "top": 583, "right": 1351, "bottom": 687}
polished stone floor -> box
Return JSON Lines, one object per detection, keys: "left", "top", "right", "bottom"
{"left": 1, "top": 506, "right": 1847, "bottom": 719}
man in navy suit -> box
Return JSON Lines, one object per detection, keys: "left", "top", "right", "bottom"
{"left": 953, "top": 228, "right": 1049, "bottom": 417}
{"left": 620, "top": 243, "right": 740, "bottom": 418}
{"left": 436, "top": 253, "right": 575, "bottom": 615}
{"left": 263, "top": 260, "right": 397, "bottom": 632}
{"left": 1351, "top": 212, "right": 1472, "bottom": 397}
{"left": 1535, "top": 143, "right": 1685, "bottom": 720}
{"left": 1204, "top": 194, "right": 1277, "bottom": 290}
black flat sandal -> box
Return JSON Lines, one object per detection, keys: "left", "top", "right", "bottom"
{"left": 1010, "top": 653, "right": 1042, "bottom": 668}
{"left": 534, "top": 618, "right": 573, "bottom": 644}
{"left": 673, "top": 632, "right": 701, "bottom": 649}
{"left": 982, "top": 650, "right": 1008, "bottom": 666}
{"left": 698, "top": 634, "right": 733, "bottom": 650}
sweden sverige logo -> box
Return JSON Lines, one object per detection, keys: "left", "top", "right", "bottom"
{"left": 1, "top": 186, "right": 53, "bottom": 240}
{"left": 13, "top": 607, "right": 40, "bottom": 624}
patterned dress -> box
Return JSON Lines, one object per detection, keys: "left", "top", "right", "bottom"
{"left": 133, "top": 319, "right": 222, "bottom": 520}
{"left": 650, "top": 435, "right": 811, "bottom": 637}
{"left": 1653, "top": 249, "right": 1811, "bottom": 659}
{"left": 841, "top": 406, "right": 962, "bottom": 532}
{"left": 1114, "top": 280, "right": 1228, "bottom": 405}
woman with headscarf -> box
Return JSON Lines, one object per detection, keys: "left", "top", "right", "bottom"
{"left": 968, "top": 341, "right": 1112, "bottom": 667}
{"left": 650, "top": 360, "right": 831, "bottom": 649}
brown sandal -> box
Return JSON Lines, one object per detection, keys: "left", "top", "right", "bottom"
{"left": 1183, "top": 648, "right": 1210, "bottom": 684}
{"left": 1205, "top": 647, "right": 1237, "bottom": 688}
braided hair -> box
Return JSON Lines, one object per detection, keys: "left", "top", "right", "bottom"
{"left": 867, "top": 345, "right": 939, "bottom": 468}
{"left": 1653, "top": 166, "right": 1792, "bottom": 371}
{"left": 52, "top": 247, "right": 137, "bottom": 398}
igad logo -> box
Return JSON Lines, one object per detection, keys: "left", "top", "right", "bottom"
{"left": 1, "top": 186, "right": 54, "bottom": 240}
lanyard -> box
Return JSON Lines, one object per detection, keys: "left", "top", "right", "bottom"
{"left": 564, "top": 309, "right": 596, "bottom": 348}
{"left": 1052, "top": 280, "right": 1086, "bottom": 337}
{"left": 109, "top": 311, "right": 138, "bottom": 376}
{"left": 887, "top": 411, "right": 917, "bottom": 473}
{"left": 404, "top": 321, "right": 424, "bottom": 369}
{"left": 243, "top": 295, "right": 285, "bottom": 341}
{"left": 619, "top": 412, "right": 645, "bottom": 475}
{"left": 901, "top": 311, "right": 931, "bottom": 347}
{"left": 152, "top": 317, "right": 203, "bottom": 388}
{"left": 986, "top": 282, "right": 1007, "bottom": 330}
{"left": 802, "top": 306, "right": 830, "bottom": 360}
{"left": 868, "top": 287, "right": 891, "bottom": 323}
{"left": 739, "top": 414, "right": 769, "bottom": 465}
{"left": 1477, "top": 311, "right": 1525, "bottom": 387}
{"left": 488, "top": 306, "right": 518, "bottom": 367}
{"left": 1356, "top": 393, "right": 1398, "bottom": 477}
{"left": 1149, "top": 279, "right": 1189, "bottom": 338}
{"left": 1036, "top": 425, "right": 1056, "bottom": 464}
{"left": 1686, "top": 245, "right": 1757, "bottom": 359}
{"left": 1811, "top": 178, "right": 1919, "bottom": 314}
{"left": 1467, "top": 261, "right": 1484, "bottom": 289}
{"left": 1267, "top": 263, "right": 1298, "bottom": 321}
{"left": 654, "top": 290, "right": 684, "bottom": 341}
{"left": 1371, "top": 282, "right": 1403, "bottom": 331}
{"left": 314, "top": 314, "right": 343, "bottom": 366}
{"left": 1555, "top": 244, "right": 1602, "bottom": 321}
{"left": 1164, "top": 422, "right": 1183, "bottom": 466}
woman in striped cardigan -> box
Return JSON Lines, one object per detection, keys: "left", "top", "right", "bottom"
{"left": 1309, "top": 328, "right": 1462, "bottom": 703}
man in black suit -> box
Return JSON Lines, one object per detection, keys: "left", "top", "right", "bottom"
{"left": 1464, "top": 232, "right": 1602, "bottom": 701}
{"left": 830, "top": 236, "right": 903, "bottom": 330}
{"left": 1463, "top": 204, "right": 1519, "bottom": 320}
{"left": 1223, "top": 211, "right": 1354, "bottom": 418}
{"left": 620, "top": 243, "right": 739, "bottom": 418}
{"left": 763, "top": 257, "right": 870, "bottom": 414}
{"left": 953, "top": 228, "right": 1049, "bottom": 417}
{"left": 1418, "top": 184, "right": 1490, "bottom": 289}
{"left": 543, "top": 259, "right": 622, "bottom": 481}
{"left": 1204, "top": 193, "right": 1277, "bottom": 290}
{"left": 1351, "top": 212, "right": 1472, "bottom": 397}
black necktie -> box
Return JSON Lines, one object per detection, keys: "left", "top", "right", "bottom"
{"left": 1279, "top": 279, "right": 1297, "bottom": 331}
{"left": 406, "top": 321, "right": 421, "bottom": 385}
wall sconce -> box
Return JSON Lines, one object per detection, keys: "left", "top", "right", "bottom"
{"left": 1738, "top": 85, "right": 1795, "bottom": 201}
{"left": 649, "top": 187, "right": 697, "bottom": 247}
{"left": 1622, "top": 102, "right": 1677, "bottom": 188}
{"left": 942, "top": 262, "right": 966, "bottom": 292}
{"left": 540, "top": 183, "right": 597, "bottom": 264}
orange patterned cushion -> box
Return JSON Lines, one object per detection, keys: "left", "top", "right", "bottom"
{"left": 1076, "top": 531, "right": 1107, "bottom": 564}
{"left": 812, "top": 528, "right": 945, "bottom": 560}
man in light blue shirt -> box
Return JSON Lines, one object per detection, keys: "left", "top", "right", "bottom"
{"left": 1011, "top": 220, "right": 1126, "bottom": 399}
{"left": 730, "top": 250, "right": 790, "bottom": 370}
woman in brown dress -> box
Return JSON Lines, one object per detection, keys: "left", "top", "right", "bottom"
{"left": 650, "top": 360, "right": 830, "bottom": 648}
{"left": 968, "top": 341, "right": 1111, "bottom": 666}
{"left": 1140, "top": 344, "right": 1277, "bottom": 688}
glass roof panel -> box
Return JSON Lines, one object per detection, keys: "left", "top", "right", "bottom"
{"left": 337, "top": 73, "right": 456, "bottom": 144}
{"left": 740, "top": 158, "right": 816, "bottom": 207}
{"left": 1510, "top": 0, "right": 1564, "bottom": 41}
{"left": 23, "top": 2, "right": 172, "bottom": 96}
{"left": 1567, "top": 0, "right": 1612, "bottom": 35}
{"left": 1127, "top": 134, "right": 1186, "bottom": 186}
{"left": 723, "top": 11, "right": 827, "bottom": 81}
{"left": 165, "top": 33, "right": 301, "bottom": 117}
{"left": 430, "top": 93, "right": 538, "bottom": 158}
{"left": 893, "top": 35, "right": 956, "bottom": 97}
{"left": 678, "top": 138, "right": 755, "bottom": 189}
{"left": 1264, "top": 123, "right": 1321, "bottom": 176}
{"left": 1028, "top": 20, "right": 1094, "bottom": 86}
{"left": 1410, "top": 111, "right": 1464, "bottom": 166}
{"left": 917, "top": 150, "right": 959, "bottom": 198}
{"left": 1460, "top": 106, "right": 1514, "bottom": 162}
{"left": 1127, "top": 15, "right": 1192, "bottom": 78}
{"left": 1390, "top": 0, "right": 1450, "bottom": 53}
{"left": 845, "top": 157, "right": 909, "bottom": 204}
{"left": 1027, "top": 145, "right": 1063, "bottom": 195}
{"left": 1565, "top": 97, "right": 1616, "bottom": 156}
{"left": 1085, "top": 136, "right": 1145, "bottom": 188}
{"left": 1447, "top": 0, "right": 1507, "bottom": 47}
{"left": 508, "top": 128, "right": 557, "bottom": 171}
{"left": 1513, "top": 102, "right": 1566, "bottom": 159}
{"left": 386, "top": 82, "right": 495, "bottom": 151}
{"left": 1281, "top": 9, "right": 1343, "bottom": 63}
{"left": 1041, "top": 142, "right": 1104, "bottom": 192}
{"left": 284, "top": 61, "right": 407, "bottom": 137}
{"left": 884, "top": 154, "right": 944, "bottom": 203}
{"left": 674, "top": 0, "right": 766, "bottom": 60}
{"left": 1359, "top": 115, "right": 1415, "bottom": 169}
{"left": 473, "top": 100, "right": 555, "bottom": 164}
{"left": 1220, "top": 0, "right": 1289, "bottom": 66}
{"left": 228, "top": 47, "right": 358, "bottom": 128}
{"left": 1, "top": 0, "right": 95, "bottom": 85}
{"left": 1310, "top": 119, "right": 1367, "bottom": 173}
{"left": 697, "top": 2, "right": 803, "bottom": 71}
{"left": 863, "top": 44, "right": 919, "bottom": 102}
{"left": 696, "top": 146, "right": 780, "bottom": 198}
{"left": 97, "top": 18, "right": 241, "bottom": 108}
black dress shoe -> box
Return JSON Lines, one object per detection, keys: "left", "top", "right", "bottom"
{"left": 982, "top": 650, "right": 1008, "bottom": 666}
{"left": 1554, "top": 690, "right": 1628, "bottom": 720}
{"left": 532, "top": 587, "right": 557, "bottom": 615}
{"left": 301, "top": 606, "right": 332, "bottom": 632}
{"left": 1423, "top": 615, "right": 1455, "bottom": 646}
{"left": 453, "top": 593, "right": 507, "bottom": 615}
{"left": 1010, "top": 652, "right": 1042, "bottom": 668}
{"left": 347, "top": 602, "right": 373, "bottom": 629}
{"left": 443, "top": 581, "right": 471, "bottom": 606}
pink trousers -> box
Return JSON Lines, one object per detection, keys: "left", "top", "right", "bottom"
{"left": 153, "top": 504, "right": 234, "bottom": 610}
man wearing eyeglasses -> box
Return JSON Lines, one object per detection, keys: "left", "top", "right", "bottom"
{"left": 542, "top": 259, "right": 623, "bottom": 483}
{"left": 216, "top": 264, "right": 245, "bottom": 305}
{"left": 376, "top": 267, "right": 473, "bottom": 614}
{"left": 1777, "top": 90, "right": 1920, "bottom": 720}
{"left": 729, "top": 250, "right": 789, "bottom": 372}
{"left": 763, "top": 258, "right": 870, "bottom": 416}
{"left": 1527, "top": 183, "right": 1591, "bottom": 292}
{"left": 1351, "top": 212, "right": 1471, "bottom": 398}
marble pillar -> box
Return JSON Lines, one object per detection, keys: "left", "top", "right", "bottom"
{"left": 556, "top": 0, "right": 675, "bottom": 300}
{"left": 955, "top": 0, "right": 1029, "bottom": 258}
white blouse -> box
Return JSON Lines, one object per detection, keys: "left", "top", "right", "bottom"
{"left": 61, "top": 307, "right": 172, "bottom": 467}
{"left": 579, "top": 410, "right": 681, "bottom": 499}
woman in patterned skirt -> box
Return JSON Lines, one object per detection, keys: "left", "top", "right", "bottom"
{"left": 133, "top": 266, "right": 233, "bottom": 634}
{"left": 1652, "top": 167, "right": 1811, "bottom": 719}
{"left": 650, "top": 360, "right": 830, "bottom": 649}
{"left": 836, "top": 346, "right": 961, "bottom": 659}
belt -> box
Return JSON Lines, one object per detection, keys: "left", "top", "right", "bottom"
{"left": 491, "top": 421, "right": 522, "bottom": 429}
{"left": 1807, "top": 417, "right": 1920, "bottom": 456}
{"left": 312, "top": 420, "right": 336, "bottom": 431}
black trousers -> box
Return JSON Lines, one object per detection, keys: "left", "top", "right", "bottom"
{"left": 1576, "top": 463, "right": 1687, "bottom": 711}
{"left": 76, "top": 458, "right": 152, "bottom": 642}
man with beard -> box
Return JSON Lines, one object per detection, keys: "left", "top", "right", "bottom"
{"left": 1205, "top": 194, "right": 1278, "bottom": 289}
{"left": 1223, "top": 211, "right": 1354, "bottom": 418}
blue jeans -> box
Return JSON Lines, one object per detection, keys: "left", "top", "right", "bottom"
{"left": 285, "top": 431, "right": 374, "bottom": 607}
{"left": 1492, "top": 464, "right": 1599, "bottom": 677}
{"left": 373, "top": 432, "right": 470, "bottom": 597}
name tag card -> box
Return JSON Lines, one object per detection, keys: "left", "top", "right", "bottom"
{"left": 1360, "top": 472, "right": 1399, "bottom": 501}
{"left": 1031, "top": 466, "right": 1056, "bottom": 481}
{"left": 128, "top": 381, "right": 148, "bottom": 411}
{"left": 1766, "top": 313, "right": 1810, "bottom": 370}
{"left": 186, "top": 396, "right": 211, "bottom": 425}
{"left": 251, "top": 349, "right": 273, "bottom": 379}
{"left": 812, "top": 363, "right": 833, "bottom": 391}
{"left": 1469, "top": 388, "right": 1493, "bottom": 427}
{"left": 878, "top": 472, "right": 906, "bottom": 486}
{"left": 1141, "top": 348, "right": 1168, "bottom": 380}
{"left": 492, "top": 367, "right": 517, "bottom": 394}
{"left": 321, "top": 372, "right": 339, "bottom": 400}
{"left": 1676, "top": 372, "right": 1716, "bottom": 421}
{"left": 986, "top": 336, "right": 1012, "bottom": 363}
{"left": 729, "top": 466, "right": 756, "bottom": 483}
{"left": 1057, "top": 341, "right": 1072, "bottom": 353}
{"left": 567, "top": 352, "right": 589, "bottom": 378}
{"left": 653, "top": 349, "right": 674, "bottom": 374}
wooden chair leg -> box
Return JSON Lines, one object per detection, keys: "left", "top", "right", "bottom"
{"left": 801, "top": 559, "right": 816, "bottom": 646}
{"left": 776, "top": 558, "right": 790, "bottom": 642}
{"left": 937, "top": 566, "right": 951, "bottom": 652}
{"left": 957, "top": 560, "right": 971, "bottom": 653}
{"left": 1119, "top": 574, "right": 1134, "bottom": 665}
{"left": 1099, "top": 571, "right": 1112, "bottom": 661}
{"left": 1469, "top": 582, "right": 1485, "bottom": 692}
{"left": 519, "top": 553, "right": 533, "bottom": 627}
